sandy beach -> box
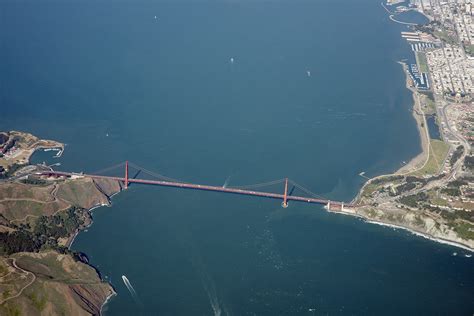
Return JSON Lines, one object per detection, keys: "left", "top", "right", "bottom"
{"left": 350, "top": 61, "right": 474, "bottom": 251}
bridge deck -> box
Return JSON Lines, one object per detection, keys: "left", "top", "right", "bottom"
{"left": 42, "top": 171, "right": 354, "bottom": 208}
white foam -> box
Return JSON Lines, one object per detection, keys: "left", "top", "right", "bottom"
{"left": 100, "top": 288, "right": 116, "bottom": 315}
{"left": 122, "top": 275, "right": 140, "bottom": 304}
{"left": 366, "top": 220, "right": 474, "bottom": 252}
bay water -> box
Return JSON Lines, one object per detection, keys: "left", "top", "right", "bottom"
{"left": 1, "top": 0, "right": 473, "bottom": 314}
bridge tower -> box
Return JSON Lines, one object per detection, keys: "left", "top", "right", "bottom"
{"left": 282, "top": 178, "right": 288, "bottom": 208}
{"left": 125, "top": 161, "right": 129, "bottom": 189}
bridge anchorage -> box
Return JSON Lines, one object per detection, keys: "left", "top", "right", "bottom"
{"left": 39, "top": 161, "right": 355, "bottom": 210}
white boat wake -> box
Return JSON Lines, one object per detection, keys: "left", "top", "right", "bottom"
{"left": 185, "top": 236, "right": 230, "bottom": 315}
{"left": 223, "top": 175, "right": 232, "bottom": 188}
{"left": 204, "top": 281, "right": 221, "bottom": 315}
{"left": 122, "top": 275, "right": 142, "bottom": 306}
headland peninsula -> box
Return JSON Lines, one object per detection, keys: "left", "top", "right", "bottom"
{"left": 0, "top": 131, "right": 122, "bottom": 315}
{"left": 1, "top": 2, "right": 474, "bottom": 315}
{"left": 344, "top": 0, "right": 474, "bottom": 251}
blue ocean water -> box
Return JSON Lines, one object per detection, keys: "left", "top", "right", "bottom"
{"left": 1, "top": 0, "right": 473, "bottom": 314}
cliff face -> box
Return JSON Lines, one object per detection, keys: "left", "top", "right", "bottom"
{"left": 69, "top": 284, "right": 114, "bottom": 316}
{"left": 356, "top": 205, "right": 474, "bottom": 250}
{"left": 56, "top": 178, "right": 120, "bottom": 210}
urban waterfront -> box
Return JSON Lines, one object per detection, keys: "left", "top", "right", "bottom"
{"left": 2, "top": 0, "right": 473, "bottom": 314}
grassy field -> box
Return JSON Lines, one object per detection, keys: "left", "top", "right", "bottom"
{"left": 360, "top": 177, "right": 404, "bottom": 199}
{"left": 0, "top": 258, "right": 34, "bottom": 306}
{"left": 361, "top": 183, "right": 379, "bottom": 198}
{"left": 0, "top": 178, "right": 117, "bottom": 226}
{"left": 57, "top": 178, "right": 110, "bottom": 209}
{"left": 412, "top": 139, "right": 450, "bottom": 176}
{"left": 0, "top": 199, "right": 68, "bottom": 222}
{"left": 433, "top": 30, "right": 458, "bottom": 45}
{"left": 428, "top": 195, "right": 449, "bottom": 207}
{"left": 15, "top": 252, "right": 99, "bottom": 284}
{"left": 0, "top": 252, "right": 113, "bottom": 316}
{"left": 454, "top": 222, "right": 474, "bottom": 240}
{"left": 464, "top": 44, "right": 474, "bottom": 57}
{"left": 0, "top": 183, "right": 56, "bottom": 202}
{"left": 416, "top": 51, "right": 429, "bottom": 73}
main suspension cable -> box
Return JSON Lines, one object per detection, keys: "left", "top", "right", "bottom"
{"left": 288, "top": 179, "right": 328, "bottom": 201}
{"left": 91, "top": 162, "right": 126, "bottom": 175}
{"left": 230, "top": 178, "right": 286, "bottom": 189}
{"left": 127, "top": 162, "right": 190, "bottom": 184}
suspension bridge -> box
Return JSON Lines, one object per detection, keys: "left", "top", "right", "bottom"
{"left": 40, "top": 161, "right": 355, "bottom": 211}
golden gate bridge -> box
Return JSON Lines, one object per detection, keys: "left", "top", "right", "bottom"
{"left": 41, "top": 161, "right": 355, "bottom": 211}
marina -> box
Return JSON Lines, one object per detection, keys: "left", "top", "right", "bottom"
{"left": 2, "top": 0, "right": 473, "bottom": 314}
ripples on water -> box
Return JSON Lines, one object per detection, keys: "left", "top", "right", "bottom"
{"left": 2, "top": 0, "right": 473, "bottom": 314}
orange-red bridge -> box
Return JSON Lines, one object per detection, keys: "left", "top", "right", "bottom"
{"left": 40, "top": 161, "right": 355, "bottom": 211}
